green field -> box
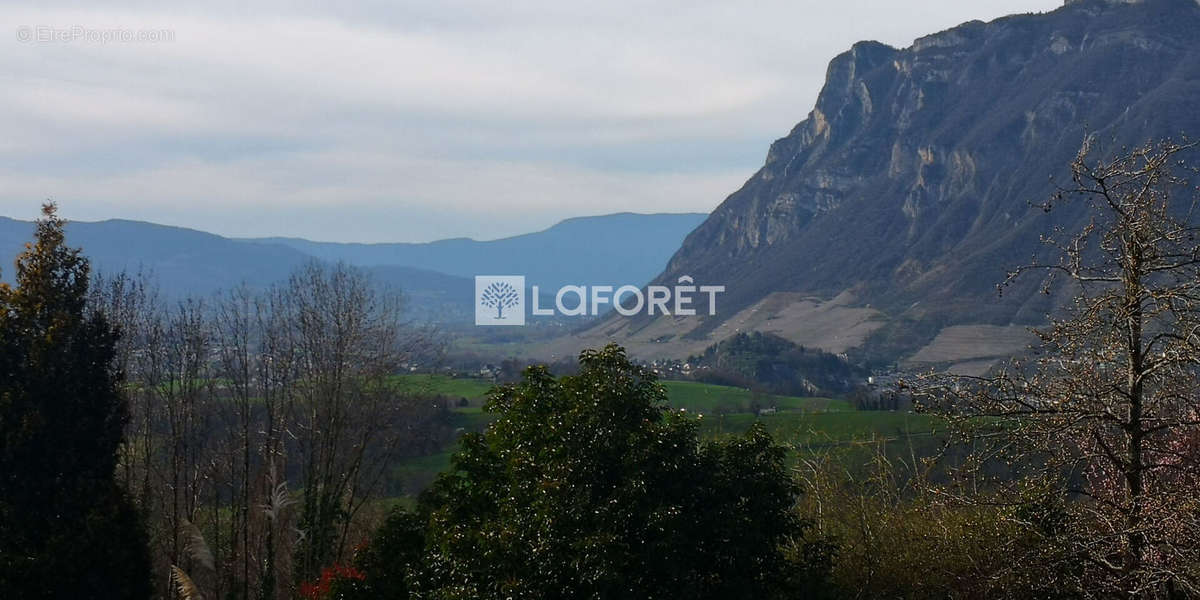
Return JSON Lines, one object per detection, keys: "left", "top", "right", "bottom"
{"left": 659, "top": 380, "right": 851, "bottom": 414}
{"left": 701, "top": 410, "right": 941, "bottom": 448}
{"left": 391, "top": 451, "right": 454, "bottom": 496}
{"left": 391, "top": 374, "right": 851, "bottom": 414}
{"left": 388, "top": 375, "right": 940, "bottom": 495}
{"left": 390, "top": 374, "right": 495, "bottom": 402}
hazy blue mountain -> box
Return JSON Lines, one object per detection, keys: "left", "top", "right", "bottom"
{"left": 246, "top": 212, "right": 708, "bottom": 290}
{"left": 0, "top": 217, "right": 315, "bottom": 296}
{"left": 1, "top": 212, "right": 705, "bottom": 323}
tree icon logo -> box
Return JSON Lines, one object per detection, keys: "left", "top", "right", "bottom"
{"left": 481, "top": 281, "right": 519, "bottom": 319}
{"left": 475, "top": 276, "right": 525, "bottom": 326}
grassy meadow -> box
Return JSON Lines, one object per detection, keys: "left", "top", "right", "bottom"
{"left": 388, "top": 374, "right": 941, "bottom": 497}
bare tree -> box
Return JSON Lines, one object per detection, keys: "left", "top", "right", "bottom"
{"left": 284, "top": 262, "right": 417, "bottom": 583}
{"left": 89, "top": 270, "right": 160, "bottom": 505}
{"left": 916, "top": 138, "right": 1200, "bottom": 598}
{"left": 93, "top": 260, "right": 438, "bottom": 598}
{"left": 92, "top": 272, "right": 228, "bottom": 599}
{"left": 212, "top": 284, "right": 283, "bottom": 600}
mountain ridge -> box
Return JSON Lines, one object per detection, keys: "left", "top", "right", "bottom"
{"left": 0, "top": 212, "right": 706, "bottom": 323}
{"left": 564, "top": 0, "right": 1200, "bottom": 367}
{"left": 244, "top": 212, "right": 708, "bottom": 290}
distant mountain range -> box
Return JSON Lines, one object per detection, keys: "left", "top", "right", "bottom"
{"left": 244, "top": 212, "right": 706, "bottom": 291}
{"left": 0, "top": 212, "right": 706, "bottom": 322}
{"left": 558, "top": 0, "right": 1200, "bottom": 371}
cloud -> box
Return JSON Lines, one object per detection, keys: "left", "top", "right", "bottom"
{"left": 0, "top": 0, "right": 1061, "bottom": 242}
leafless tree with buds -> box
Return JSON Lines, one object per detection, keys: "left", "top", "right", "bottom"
{"left": 914, "top": 138, "right": 1200, "bottom": 599}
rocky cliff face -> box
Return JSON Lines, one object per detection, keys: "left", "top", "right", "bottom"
{"left": 643, "top": 0, "right": 1200, "bottom": 360}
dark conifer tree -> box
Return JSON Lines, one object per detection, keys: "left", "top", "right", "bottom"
{"left": 0, "top": 203, "right": 152, "bottom": 599}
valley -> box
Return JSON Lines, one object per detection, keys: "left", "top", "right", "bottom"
{"left": 7, "top": 0, "right": 1200, "bottom": 597}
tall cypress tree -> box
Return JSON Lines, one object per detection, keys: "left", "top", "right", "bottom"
{"left": 0, "top": 204, "right": 151, "bottom": 599}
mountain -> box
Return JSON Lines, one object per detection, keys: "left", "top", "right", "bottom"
{"left": 0, "top": 217, "right": 314, "bottom": 296}
{"left": 558, "top": 0, "right": 1200, "bottom": 371}
{"left": 245, "top": 212, "right": 708, "bottom": 290}
{"left": 0, "top": 213, "right": 705, "bottom": 324}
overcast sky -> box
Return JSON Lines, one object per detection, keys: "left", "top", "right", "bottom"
{"left": 1, "top": 1, "right": 1061, "bottom": 243}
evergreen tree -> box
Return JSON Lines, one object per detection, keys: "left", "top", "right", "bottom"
{"left": 0, "top": 204, "right": 152, "bottom": 599}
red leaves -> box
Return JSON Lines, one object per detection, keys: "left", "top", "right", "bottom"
{"left": 298, "top": 563, "right": 366, "bottom": 600}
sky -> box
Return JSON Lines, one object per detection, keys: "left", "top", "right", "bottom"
{"left": 1, "top": 1, "right": 1062, "bottom": 243}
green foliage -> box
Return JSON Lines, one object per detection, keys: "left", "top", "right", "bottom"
{"left": 689, "top": 331, "right": 866, "bottom": 396}
{"left": 329, "top": 510, "right": 426, "bottom": 599}
{"left": 347, "top": 344, "right": 831, "bottom": 599}
{"left": 0, "top": 204, "right": 152, "bottom": 599}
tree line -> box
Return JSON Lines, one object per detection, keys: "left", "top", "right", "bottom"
{"left": 2, "top": 208, "right": 447, "bottom": 599}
